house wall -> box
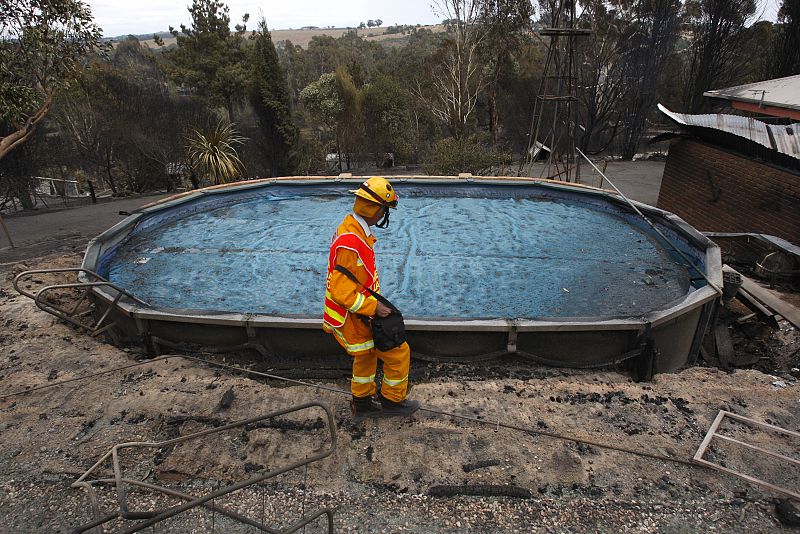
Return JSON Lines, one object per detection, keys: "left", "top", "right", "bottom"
{"left": 657, "top": 139, "right": 800, "bottom": 244}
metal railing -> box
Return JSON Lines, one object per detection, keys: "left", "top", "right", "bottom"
{"left": 12, "top": 268, "right": 147, "bottom": 337}
{"left": 71, "top": 401, "right": 337, "bottom": 533}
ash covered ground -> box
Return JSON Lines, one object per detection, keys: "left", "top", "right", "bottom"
{"left": 1, "top": 252, "right": 799, "bottom": 533}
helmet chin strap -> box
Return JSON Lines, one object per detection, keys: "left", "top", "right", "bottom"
{"left": 375, "top": 208, "right": 390, "bottom": 229}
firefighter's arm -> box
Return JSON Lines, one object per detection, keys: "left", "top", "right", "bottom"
{"left": 329, "top": 248, "right": 379, "bottom": 317}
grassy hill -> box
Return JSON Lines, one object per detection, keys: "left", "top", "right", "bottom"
{"left": 117, "top": 24, "right": 446, "bottom": 50}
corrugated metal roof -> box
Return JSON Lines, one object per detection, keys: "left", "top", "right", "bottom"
{"left": 703, "top": 74, "right": 800, "bottom": 111}
{"left": 658, "top": 103, "right": 800, "bottom": 161}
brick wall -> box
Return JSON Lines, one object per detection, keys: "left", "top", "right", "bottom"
{"left": 657, "top": 139, "right": 800, "bottom": 244}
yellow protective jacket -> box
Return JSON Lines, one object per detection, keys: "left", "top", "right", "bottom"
{"left": 322, "top": 214, "right": 380, "bottom": 354}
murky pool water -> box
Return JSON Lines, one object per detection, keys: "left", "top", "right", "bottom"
{"left": 101, "top": 184, "right": 692, "bottom": 318}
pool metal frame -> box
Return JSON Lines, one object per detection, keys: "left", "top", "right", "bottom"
{"left": 80, "top": 175, "right": 722, "bottom": 374}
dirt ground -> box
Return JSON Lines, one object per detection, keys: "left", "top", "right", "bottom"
{"left": 1, "top": 252, "right": 799, "bottom": 533}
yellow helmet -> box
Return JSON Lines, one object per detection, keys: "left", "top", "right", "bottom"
{"left": 350, "top": 176, "right": 398, "bottom": 209}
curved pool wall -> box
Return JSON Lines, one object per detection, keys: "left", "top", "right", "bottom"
{"left": 81, "top": 176, "right": 722, "bottom": 373}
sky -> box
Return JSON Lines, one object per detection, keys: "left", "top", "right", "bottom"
{"left": 86, "top": 0, "right": 444, "bottom": 37}
{"left": 87, "top": 0, "right": 784, "bottom": 38}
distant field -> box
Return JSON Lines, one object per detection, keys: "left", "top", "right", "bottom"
{"left": 132, "top": 24, "right": 446, "bottom": 49}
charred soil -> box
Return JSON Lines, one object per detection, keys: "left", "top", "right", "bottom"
{"left": 1, "top": 252, "right": 798, "bottom": 533}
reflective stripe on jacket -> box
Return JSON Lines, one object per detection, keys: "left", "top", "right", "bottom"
{"left": 322, "top": 216, "right": 380, "bottom": 352}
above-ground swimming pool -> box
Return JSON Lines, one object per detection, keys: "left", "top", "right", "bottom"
{"left": 83, "top": 177, "right": 722, "bottom": 373}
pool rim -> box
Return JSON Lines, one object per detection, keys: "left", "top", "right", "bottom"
{"left": 81, "top": 175, "right": 722, "bottom": 334}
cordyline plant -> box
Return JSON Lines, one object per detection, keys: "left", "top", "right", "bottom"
{"left": 185, "top": 121, "right": 247, "bottom": 185}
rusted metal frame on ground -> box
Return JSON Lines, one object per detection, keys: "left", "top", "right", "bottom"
{"left": 35, "top": 282, "right": 124, "bottom": 336}
{"left": 693, "top": 410, "right": 800, "bottom": 501}
{"left": 3, "top": 353, "right": 702, "bottom": 471}
{"left": 12, "top": 268, "right": 135, "bottom": 301}
{"left": 575, "top": 147, "right": 722, "bottom": 295}
{"left": 71, "top": 402, "right": 337, "bottom": 534}
{"left": 72, "top": 481, "right": 112, "bottom": 534}
{"left": 12, "top": 268, "right": 148, "bottom": 336}
{"left": 73, "top": 478, "right": 287, "bottom": 534}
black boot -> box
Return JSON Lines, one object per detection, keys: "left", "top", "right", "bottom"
{"left": 378, "top": 394, "right": 420, "bottom": 417}
{"left": 351, "top": 395, "right": 382, "bottom": 420}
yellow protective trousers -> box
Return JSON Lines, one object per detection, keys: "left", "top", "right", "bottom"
{"left": 349, "top": 341, "right": 411, "bottom": 402}
{"left": 323, "top": 213, "right": 411, "bottom": 402}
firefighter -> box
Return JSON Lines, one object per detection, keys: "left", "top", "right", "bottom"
{"left": 323, "top": 176, "right": 420, "bottom": 418}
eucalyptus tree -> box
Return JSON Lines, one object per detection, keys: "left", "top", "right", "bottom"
{"left": 299, "top": 68, "right": 364, "bottom": 172}
{"left": 300, "top": 72, "right": 344, "bottom": 171}
{"left": 575, "top": 0, "right": 628, "bottom": 153}
{"left": 616, "top": 0, "right": 682, "bottom": 159}
{"left": 766, "top": 0, "right": 800, "bottom": 78}
{"left": 681, "top": 0, "right": 757, "bottom": 113}
{"left": 362, "top": 74, "right": 415, "bottom": 164}
{"left": 0, "top": 0, "right": 103, "bottom": 161}
{"left": 334, "top": 67, "right": 364, "bottom": 170}
{"left": 477, "top": 0, "right": 534, "bottom": 147}
{"left": 421, "top": 0, "right": 489, "bottom": 140}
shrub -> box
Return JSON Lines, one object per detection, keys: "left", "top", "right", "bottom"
{"left": 423, "top": 137, "right": 511, "bottom": 176}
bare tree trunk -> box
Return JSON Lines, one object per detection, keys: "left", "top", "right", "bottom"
{"left": 0, "top": 213, "right": 14, "bottom": 247}
{"left": 419, "top": 0, "right": 488, "bottom": 141}
{"left": 104, "top": 147, "right": 118, "bottom": 194}
{"left": 335, "top": 134, "right": 342, "bottom": 173}
{"left": 12, "top": 175, "right": 35, "bottom": 210}
{"left": 489, "top": 86, "right": 498, "bottom": 147}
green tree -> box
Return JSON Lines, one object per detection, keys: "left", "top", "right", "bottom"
{"left": 186, "top": 120, "right": 247, "bottom": 185}
{"left": 250, "top": 17, "right": 297, "bottom": 177}
{"left": 478, "top": 0, "right": 533, "bottom": 147}
{"left": 278, "top": 31, "right": 387, "bottom": 110}
{"left": 362, "top": 74, "right": 415, "bottom": 164}
{"left": 0, "top": 0, "right": 103, "bottom": 160}
{"left": 162, "top": 0, "right": 249, "bottom": 119}
{"left": 300, "top": 72, "right": 342, "bottom": 170}
{"left": 334, "top": 67, "right": 363, "bottom": 170}
{"left": 299, "top": 69, "right": 363, "bottom": 172}
{"left": 423, "top": 135, "right": 511, "bottom": 175}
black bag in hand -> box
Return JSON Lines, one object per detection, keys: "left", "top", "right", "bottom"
{"left": 334, "top": 265, "right": 407, "bottom": 351}
{"left": 371, "top": 309, "right": 406, "bottom": 352}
